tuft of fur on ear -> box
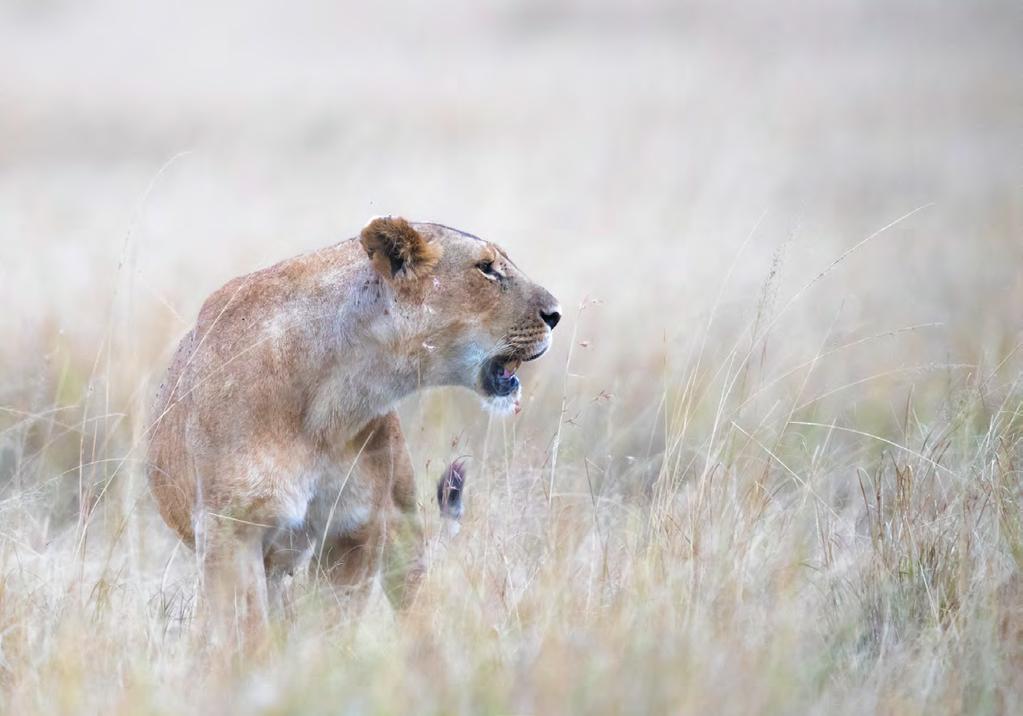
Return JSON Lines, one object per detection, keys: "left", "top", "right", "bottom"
{"left": 360, "top": 216, "right": 443, "bottom": 281}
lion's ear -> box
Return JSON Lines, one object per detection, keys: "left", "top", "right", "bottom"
{"left": 360, "top": 216, "right": 442, "bottom": 281}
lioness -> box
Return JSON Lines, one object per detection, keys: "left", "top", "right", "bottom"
{"left": 146, "top": 217, "right": 559, "bottom": 632}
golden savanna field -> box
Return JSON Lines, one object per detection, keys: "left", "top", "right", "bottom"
{"left": 2, "top": 1, "right": 1022, "bottom": 713}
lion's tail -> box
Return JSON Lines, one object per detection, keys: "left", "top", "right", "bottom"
{"left": 437, "top": 459, "right": 466, "bottom": 522}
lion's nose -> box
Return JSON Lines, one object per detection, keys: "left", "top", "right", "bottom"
{"left": 540, "top": 308, "right": 561, "bottom": 330}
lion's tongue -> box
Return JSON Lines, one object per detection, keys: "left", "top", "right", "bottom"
{"left": 502, "top": 360, "right": 521, "bottom": 379}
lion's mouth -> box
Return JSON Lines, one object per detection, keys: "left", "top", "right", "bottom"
{"left": 480, "top": 346, "right": 547, "bottom": 398}
{"left": 481, "top": 356, "right": 522, "bottom": 397}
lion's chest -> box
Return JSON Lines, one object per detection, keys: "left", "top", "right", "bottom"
{"left": 262, "top": 455, "right": 382, "bottom": 575}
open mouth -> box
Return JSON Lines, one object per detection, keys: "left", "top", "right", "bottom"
{"left": 481, "top": 356, "right": 522, "bottom": 397}
{"left": 480, "top": 347, "right": 547, "bottom": 398}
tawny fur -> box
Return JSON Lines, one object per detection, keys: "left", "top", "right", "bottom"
{"left": 146, "top": 218, "right": 559, "bottom": 637}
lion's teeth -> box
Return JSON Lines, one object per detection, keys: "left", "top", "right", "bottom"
{"left": 503, "top": 360, "right": 521, "bottom": 377}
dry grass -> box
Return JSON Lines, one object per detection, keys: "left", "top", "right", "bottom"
{"left": 2, "top": 1, "right": 1023, "bottom": 713}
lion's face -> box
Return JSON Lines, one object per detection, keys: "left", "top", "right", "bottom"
{"left": 360, "top": 218, "right": 560, "bottom": 412}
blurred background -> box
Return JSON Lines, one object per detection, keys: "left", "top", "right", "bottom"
{"left": 1, "top": 1, "right": 1022, "bottom": 712}
{"left": 3, "top": 0, "right": 1021, "bottom": 493}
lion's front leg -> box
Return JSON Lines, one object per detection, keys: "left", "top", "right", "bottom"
{"left": 311, "top": 412, "right": 425, "bottom": 612}
{"left": 197, "top": 517, "right": 271, "bottom": 651}
{"left": 377, "top": 415, "right": 427, "bottom": 611}
{"left": 317, "top": 527, "right": 384, "bottom": 616}
{"left": 381, "top": 502, "right": 426, "bottom": 611}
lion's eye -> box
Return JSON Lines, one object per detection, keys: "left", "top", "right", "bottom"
{"left": 476, "top": 261, "right": 501, "bottom": 280}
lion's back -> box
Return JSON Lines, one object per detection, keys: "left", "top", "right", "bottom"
{"left": 147, "top": 325, "right": 201, "bottom": 544}
{"left": 145, "top": 270, "right": 279, "bottom": 543}
{"left": 145, "top": 242, "right": 361, "bottom": 544}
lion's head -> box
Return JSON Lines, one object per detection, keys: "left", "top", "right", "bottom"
{"left": 360, "top": 217, "right": 560, "bottom": 412}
